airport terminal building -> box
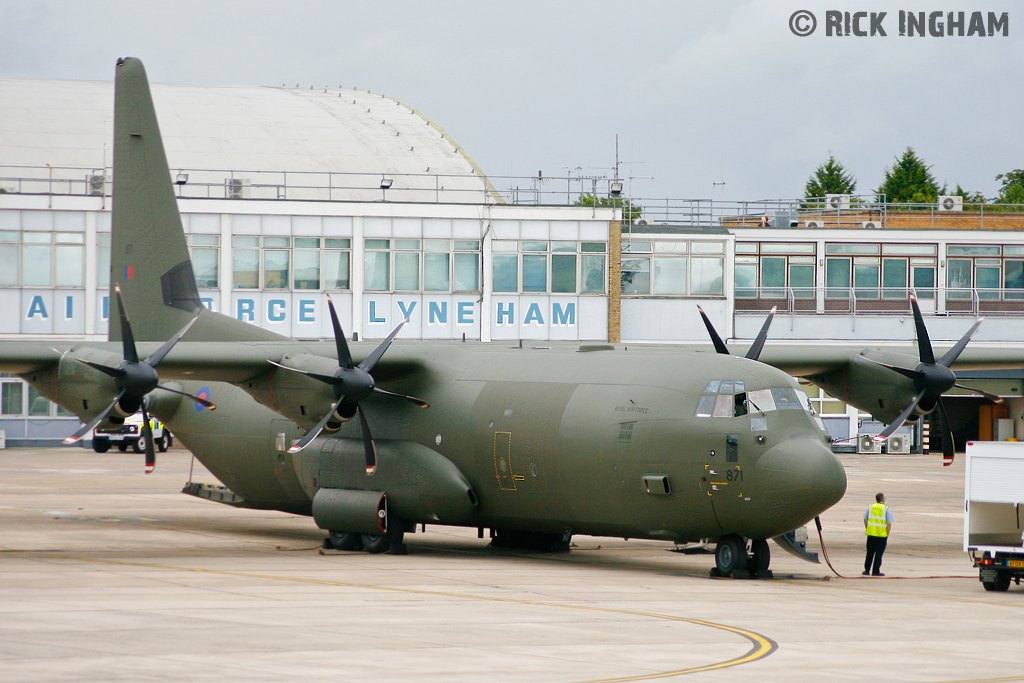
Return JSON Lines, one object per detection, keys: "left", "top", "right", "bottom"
{"left": 2, "top": 76, "right": 1023, "bottom": 448}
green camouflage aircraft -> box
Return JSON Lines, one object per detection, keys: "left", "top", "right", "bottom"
{"left": 1, "top": 58, "right": 1016, "bottom": 577}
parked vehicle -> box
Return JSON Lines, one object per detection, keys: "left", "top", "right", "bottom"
{"left": 92, "top": 413, "right": 172, "bottom": 454}
{"left": 964, "top": 441, "right": 1024, "bottom": 591}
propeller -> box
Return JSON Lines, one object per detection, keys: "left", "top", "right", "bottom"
{"left": 62, "top": 284, "right": 216, "bottom": 473}
{"left": 868, "top": 291, "right": 996, "bottom": 466}
{"left": 272, "top": 294, "right": 428, "bottom": 475}
{"left": 698, "top": 305, "right": 776, "bottom": 361}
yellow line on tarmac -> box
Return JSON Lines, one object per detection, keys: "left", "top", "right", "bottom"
{"left": 24, "top": 553, "right": 776, "bottom": 680}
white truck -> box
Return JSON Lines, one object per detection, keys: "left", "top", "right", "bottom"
{"left": 964, "top": 441, "right": 1024, "bottom": 592}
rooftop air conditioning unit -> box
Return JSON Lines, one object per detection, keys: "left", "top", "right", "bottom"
{"left": 635, "top": 218, "right": 652, "bottom": 226}
{"left": 858, "top": 434, "right": 883, "bottom": 454}
{"left": 226, "top": 178, "right": 250, "bottom": 199}
{"left": 862, "top": 220, "right": 881, "bottom": 229}
{"left": 826, "top": 193, "right": 851, "bottom": 211}
{"left": 887, "top": 434, "right": 911, "bottom": 454}
{"left": 88, "top": 174, "right": 105, "bottom": 197}
{"left": 938, "top": 195, "right": 963, "bottom": 212}
{"left": 805, "top": 219, "right": 826, "bottom": 229}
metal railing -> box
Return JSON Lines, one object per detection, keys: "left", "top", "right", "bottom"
{"left": 735, "top": 286, "right": 1024, "bottom": 317}
{"left": 2, "top": 165, "right": 1023, "bottom": 228}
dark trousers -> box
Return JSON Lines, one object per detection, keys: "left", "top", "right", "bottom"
{"left": 865, "top": 535, "right": 887, "bottom": 574}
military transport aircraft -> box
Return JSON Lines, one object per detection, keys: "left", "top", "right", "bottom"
{"left": 0, "top": 58, "right": 1017, "bottom": 578}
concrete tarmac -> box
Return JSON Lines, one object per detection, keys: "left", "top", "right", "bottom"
{"left": 2, "top": 446, "right": 1023, "bottom": 682}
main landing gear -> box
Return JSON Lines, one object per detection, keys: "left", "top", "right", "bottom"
{"left": 712, "top": 534, "right": 771, "bottom": 579}
{"left": 322, "top": 519, "right": 408, "bottom": 555}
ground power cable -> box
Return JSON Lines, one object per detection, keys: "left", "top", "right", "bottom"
{"left": 814, "top": 516, "right": 974, "bottom": 580}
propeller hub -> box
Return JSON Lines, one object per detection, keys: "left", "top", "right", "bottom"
{"left": 916, "top": 362, "right": 956, "bottom": 396}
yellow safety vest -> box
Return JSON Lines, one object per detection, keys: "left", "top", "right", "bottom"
{"left": 866, "top": 503, "right": 889, "bottom": 537}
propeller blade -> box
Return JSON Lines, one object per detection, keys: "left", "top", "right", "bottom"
{"left": 140, "top": 402, "right": 156, "bottom": 474}
{"left": 373, "top": 386, "right": 429, "bottom": 408}
{"left": 357, "top": 403, "right": 377, "bottom": 476}
{"left": 860, "top": 355, "right": 924, "bottom": 382}
{"left": 326, "top": 293, "right": 354, "bottom": 369}
{"left": 953, "top": 383, "right": 1004, "bottom": 404}
{"left": 359, "top": 319, "right": 406, "bottom": 373}
{"left": 63, "top": 389, "right": 127, "bottom": 444}
{"left": 153, "top": 384, "right": 217, "bottom": 409}
{"left": 697, "top": 306, "right": 729, "bottom": 355}
{"left": 67, "top": 357, "right": 127, "bottom": 380}
{"left": 745, "top": 306, "right": 776, "bottom": 361}
{"left": 287, "top": 395, "right": 347, "bottom": 454}
{"left": 267, "top": 360, "right": 339, "bottom": 386}
{"left": 936, "top": 397, "right": 956, "bottom": 466}
{"left": 144, "top": 313, "right": 200, "bottom": 368}
{"left": 114, "top": 284, "right": 140, "bottom": 364}
{"left": 873, "top": 389, "right": 927, "bottom": 442}
{"left": 938, "top": 318, "right": 984, "bottom": 368}
{"left": 908, "top": 292, "right": 935, "bottom": 365}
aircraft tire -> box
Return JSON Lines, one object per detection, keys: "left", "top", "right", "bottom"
{"left": 362, "top": 523, "right": 405, "bottom": 555}
{"left": 327, "top": 531, "right": 363, "bottom": 551}
{"left": 750, "top": 539, "right": 771, "bottom": 573}
{"left": 92, "top": 440, "right": 110, "bottom": 453}
{"left": 715, "top": 535, "right": 747, "bottom": 575}
{"left": 982, "top": 572, "right": 1011, "bottom": 592}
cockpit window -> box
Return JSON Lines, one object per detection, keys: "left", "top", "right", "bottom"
{"left": 697, "top": 379, "right": 749, "bottom": 418}
{"left": 772, "top": 388, "right": 802, "bottom": 410}
{"left": 698, "top": 381, "right": 814, "bottom": 418}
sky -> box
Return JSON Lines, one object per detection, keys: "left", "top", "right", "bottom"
{"left": 1, "top": 0, "right": 1021, "bottom": 203}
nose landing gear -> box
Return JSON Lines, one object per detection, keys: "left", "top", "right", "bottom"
{"left": 712, "top": 534, "right": 772, "bottom": 579}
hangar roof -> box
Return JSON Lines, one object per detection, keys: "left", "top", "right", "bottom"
{"left": 0, "top": 77, "right": 496, "bottom": 203}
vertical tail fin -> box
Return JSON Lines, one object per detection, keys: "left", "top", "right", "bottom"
{"left": 110, "top": 57, "right": 284, "bottom": 343}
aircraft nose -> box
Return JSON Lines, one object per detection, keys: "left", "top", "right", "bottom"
{"left": 757, "top": 437, "right": 847, "bottom": 534}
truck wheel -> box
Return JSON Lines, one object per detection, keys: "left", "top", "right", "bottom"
{"left": 982, "top": 572, "right": 1011, "bottom": 592}
{"left": 157, "top": 433, "right": 169, "bottom": 453}
{"left": 92, "top": 440, "right": 110, "bottom": 453}
{"left": 118, "top": 443, "right": 128, "bottom": 452}
{"left": 132, "top": 437, "right": 145, "bottom": 454}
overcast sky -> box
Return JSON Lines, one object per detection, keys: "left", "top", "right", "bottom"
{"left": 2, "top": 0, "right": 1021, "bottom": 203}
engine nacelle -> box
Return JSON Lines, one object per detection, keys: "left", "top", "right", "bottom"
{"left": 809, "top": 351, "right": 924, "bottom": 425}
{"left": 235, "top": 352, "right": 339, "bottom": 430}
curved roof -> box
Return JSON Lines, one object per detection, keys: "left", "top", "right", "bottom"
{"left": 0, "top": 77, "right": 497, "bottom": 203}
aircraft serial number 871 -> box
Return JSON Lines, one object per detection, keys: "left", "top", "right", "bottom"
{"left": 4, "top": 58, "right": 1011, "bottom": 578}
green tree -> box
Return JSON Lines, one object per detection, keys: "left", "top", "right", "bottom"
{"left": 574, "top": 193, "right": 643, "bottom": 222}
{"left": 875, "top": 147, "right": 940, "bottom": 204}
{"left": 995, "top": 169, "right": 1024, "bottom": 204}
{"left": 804, "top": 154, "right": 857, "bottom": 198}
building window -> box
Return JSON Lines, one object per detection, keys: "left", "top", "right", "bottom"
{"left": 188, "top": 234, "right": 219, "bottom": 288}
{"left": 324, "top": 239, "right": 351, "bottom": 289}
{"left": 947, "top": 245, "right": 1024, "bottom": 301}
{"left": 0, "top": 230, "right": 84, "bottom": 288}
{"left": 493, "top": 241, "right": 605, "bottom": 294}
{"left": 622, "top": 240, "right": 722, "bottom": 296}
{"left": 735, "top": 243, "right": 815, "bottom": 299}
{"left": 825, "top": 243, "right": 936, "bottom": 300}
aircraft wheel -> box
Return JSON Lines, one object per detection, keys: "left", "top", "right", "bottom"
{"left": 750, "top": 539, "right": 771, "bottom": 573}
{"left": 118, "top": 443, "right": 129, "bottom": 452}
{"left": 92, "top": 440, "right": 110, "bottom": 453}
{"left": 982, "top": 572, "right": 1011, "bottom": 592}
{"left": 326, "top": 531, "right": 363, "bottom": 551}
{"left": 362, "top": 522, "right": 406, "bottom": 555}
{"left": 715, "top": 534, "right": 747, "bottom": 575}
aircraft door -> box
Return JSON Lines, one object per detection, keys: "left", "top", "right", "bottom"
{"left": 701, "top": 433, "right": 745, "bottom": 524}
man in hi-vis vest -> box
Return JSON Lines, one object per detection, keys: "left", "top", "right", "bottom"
{"left": 863, "top": 492, "right": 893, "bottom": 576}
